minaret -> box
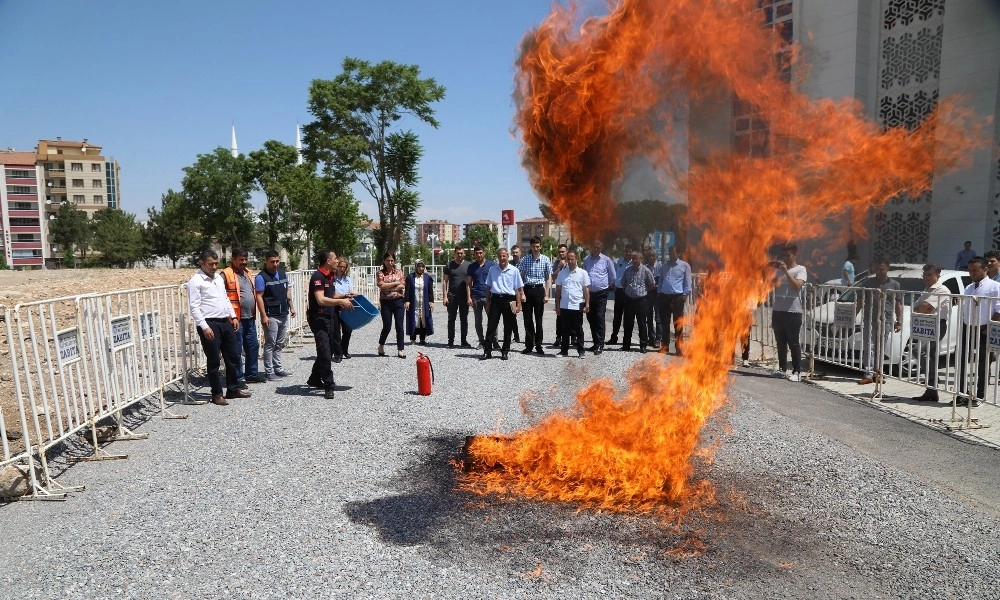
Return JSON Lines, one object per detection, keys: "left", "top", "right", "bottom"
{"left": 295, "top": 123, "right": 303, "bottom": 165}
{"left": 230, "top": 124, "right": 238, "bottom": 157}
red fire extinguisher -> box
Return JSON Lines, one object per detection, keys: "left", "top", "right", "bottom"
{"left": 416, "top": 352, "right": 434, "bottom": 396}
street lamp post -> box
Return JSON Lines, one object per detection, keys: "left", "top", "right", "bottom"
{"left": 426, "top": 233, "right": 439, "bottom": 268}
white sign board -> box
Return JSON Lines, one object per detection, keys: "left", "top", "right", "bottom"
{"left": 910, "top": 313, "right": 939, "bottom": 342}
{"left": 139, "top": 311, "right": 159, "bottom": 341}
{"left": 56, "top": 327, "right": 81, "bottom": 366}
{"left": 988, "top": 323, "right": 1000, "bottom": 353}
{"left": 833, "top": 303, "right": 855, "bottom": 330}
{"left": 110, "top": 316, "right": 134, "bottom": 350}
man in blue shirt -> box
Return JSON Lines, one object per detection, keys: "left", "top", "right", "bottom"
{"left": 517, "top": 236, "right": 552, "bottom": 354}
{"left": 656, "top": 245, "right": 692, "bottom": 355}
{"left": 465, "top": 245, "right": 497, "bottom": 349}
{"left": 483, "top": 247, "right": 524, "bottom": 360}
{"left": 583, "top": 240, "right": 616, "bottom": 355}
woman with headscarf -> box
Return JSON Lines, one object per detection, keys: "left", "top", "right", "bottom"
{"left": 405, "top": 259, "right": 435, "bottom": 344}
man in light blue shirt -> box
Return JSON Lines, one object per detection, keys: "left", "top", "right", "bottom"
{"left": 483, "top": 247, "right": 524, "bottom": 360}
{"left": 656, "top": 245, "right": 692, "bottom": 355}
{"left": 583, "top": 240, "right": 616, "bottom": 355}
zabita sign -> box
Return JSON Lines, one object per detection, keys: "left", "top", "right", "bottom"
{"left": 909, "top": 313, "right": 939, "bottom": 342}
{"left": 56, "top": 327, "right": 82, "bottom": 366}
{"left": 110, "top": 316, "right": 134, "bottom": 350}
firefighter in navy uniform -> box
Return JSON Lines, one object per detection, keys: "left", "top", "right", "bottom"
{"left": 306, "top": 250, "right": 354, "bottom": 399}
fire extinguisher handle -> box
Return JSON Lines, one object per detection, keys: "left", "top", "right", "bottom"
{"left": 428, "top": 355, "right": 434, "bottom": 384}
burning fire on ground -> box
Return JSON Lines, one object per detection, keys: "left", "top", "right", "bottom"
{"left": 460, "top": 0, "right": 986, "bottom": 512}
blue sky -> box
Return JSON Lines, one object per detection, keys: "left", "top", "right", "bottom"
{"left": 0, "top": 0, "right": 556, "bottom": 225}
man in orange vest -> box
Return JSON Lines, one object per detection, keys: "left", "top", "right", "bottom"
{"left": 221, "top": 248, "right": 262, "bottom": 386}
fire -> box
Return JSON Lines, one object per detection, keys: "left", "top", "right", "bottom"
{"left": 461, "top": 0, "right": 986, "bottom": 512}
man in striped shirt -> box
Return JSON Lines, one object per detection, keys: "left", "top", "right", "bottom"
{"left": 620, "top": 250, "right": 656, "bottom": 352}
{"left": 517, "top": 236, "right": 552, "bottom": 354}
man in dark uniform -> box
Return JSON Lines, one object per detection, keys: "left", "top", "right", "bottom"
{"left": 306, "top": 250, "right": 354, "bottom": 399}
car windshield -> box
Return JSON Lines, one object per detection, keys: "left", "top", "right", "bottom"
{"left": 837, "top": 277, "right": 926, "bottom": 306}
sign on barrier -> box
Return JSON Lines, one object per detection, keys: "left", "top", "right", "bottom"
{"left": 910, "top": 313, "right": 939, "bottom": 342}
{"left": 987, "top": 323, "right": 1000, "bottom": 352}
{"left": 110, "top": 316, "right": 134, "bottom": 349}
{"left": 139, "top": 311, "right": 159, "bottom": 341}
{"left": 56, "top": 327, "right": 82, "bottom": 366}
{"left": 833, "top": 303, "right": 855, "bottom": 329}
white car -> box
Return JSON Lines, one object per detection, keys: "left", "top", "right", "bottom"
{"left": 808, "top": 265, "right": 971, "bottom": 372}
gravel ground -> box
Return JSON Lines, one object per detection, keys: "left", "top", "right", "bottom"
{"left": 0, "top": 305, "right": 997, "bottom": 599}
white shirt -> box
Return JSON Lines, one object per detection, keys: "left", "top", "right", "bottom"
{"left": 914, "top": 282, "right": 950, "bottom": 321}
{"left": 188, "top": 270, "right": 236, "bottom": 330}
{"left": 486, "top": 264, "right": 524, "bottom": 296}
{"left": 556, "top": 266, "right": 591, "bottom": 309}
{"left": 961, "top": 277, "right": 1000, "bottom": 326}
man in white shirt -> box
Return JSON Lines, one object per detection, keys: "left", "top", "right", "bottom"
{"left": 555, "top": 250, "right": 591, "bottom": 358}
{"left": 187, "top": 249, "right": 247, "bottom": 406}
{"left": 483, "top": 248, "right": 524, "bottom": 360}
{"left": 911, "top": 264, "right": 950, "bottom": 402}
{"left": 770, "top": 244, "right": 807, "bottom": 382}
{"left": 958, "top": 257, "right": 1000, "bottom": 407}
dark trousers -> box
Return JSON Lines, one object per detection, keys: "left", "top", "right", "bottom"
{"left": 234, "top": 318, "right": 259, "bottom": 381}
{"left": 959, "top": 324, "right": 993, "bottom": 400}
{"left": 922, "top": 320, "right": 947, "bottom": 387}
{"left": 309, "top": 316, "right": 335, "bottom": 387}
{"left": 197, "top": 318, "right": 241, "bottom": 395}
{"left": 472, "top": 297, "right": 487, "bottom": 344}
{"left": 378, "top": 297, "right": 405, "bottom": 350}
{"left": 772, "top": 310, "right": 803, "bottom": 373}
{"left": 486, "top": 294, "right": 516, "bottom": 355}
{"left": 622, "top": 295, "right": 649, "bottom": 347}
{"left": 447, "top": 292, "right": 469, "bottom": 344}
{"left": 740, "top": 326, "right": 752, "bottom": 361}
{"left": 335, "top": 307, "right": 353, "bottom": 356}
{"left": 522, "top": 285, "right": 546, "bottom": 348}
{"left": 560, "top": 308, "right": 585, "bottom": 355}
{"left": 658, "top": 293, "right": 686, "bottom": 352}
{"left": 645, "top": 297, "right": 660, "bottom": 342}
{"left": 610, "top": 288, "right": 625, "bottom": 338}
{"left": 586, "top": 289, "right": 609, "bottom": 348}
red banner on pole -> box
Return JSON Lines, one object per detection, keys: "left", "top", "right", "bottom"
{"left": 501, "top": 210, "right": 514, "bottom": 226}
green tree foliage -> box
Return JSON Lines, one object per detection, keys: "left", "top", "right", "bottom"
{"left": 181, "top": 148, "right": 256, "bottom": 255}
{"left": 49, "top": 202, "right": 91, "bottom": 264}
{"left": 301, "top": 176, "right": 362, "bottom": 257}
{"left": 145, "top": 189, "right": 201, "bottom": 268}
{"left": 303, "top": 57, "right": 445, "bottom": 257}
{"left": 63, "top": 243, "right": 76, "bottom": 268}
{"left": 459, "top": 224, "right": 500, "bottom": 257}
{"left": 540, "top": 235, "right": 558, "bottom": 257}
{"left": 0, "top": 251, "right": 8, "bottom": 270}
{"left": 91, "top": 208, "right": 146, "bottom": 268}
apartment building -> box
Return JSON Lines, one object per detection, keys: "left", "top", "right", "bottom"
{"left": 516, "top": 217, "right": 571, "bottom": 248}
{"left": 0, "top": 151, "right": 46, "bottom": 268}
{"left": 461, "top": 219, "right": 502, "bottom": 241}
{"left": 37, "top": 138, "right": 120, "bottom": 218}
{"left": 416, "top": 219, "right": 460, "bottom": 247}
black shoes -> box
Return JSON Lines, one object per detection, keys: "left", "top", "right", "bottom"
{"left": 500, "top": 352, "right": 509, "bottom": 360}
{"left": 621, "top": 345, "right": 632, "bottom": 352}
{"left": 913, "top": 390, "right": 939, "bottom": 402}
{"left": 460, "top": 341, "right": 473, "bottom": 348}
{"left": 324, "top": 387, "right": 336, "bottom": 399}
{"left": 587, "top": 344, "right": 599, "bottom": 352}
{"left": 956, "top": 397, "right": 982, "bottom": 408}
{"left": 535, "top": 346, "right": 544, "bottom": 355}
{"left": 521, "top": 347, "right": 534, "bottom": 355}
{"left": 606, "top": 336, "right": 619, "bottom": 345}
{"left": 594, "top": 346, "right": 604, "bottom": 355}
{"left": 306, "top": 377, "right": 324, "bottom": 389}
{"left": 225, "top": 388, "right": 251, "bottom": 399}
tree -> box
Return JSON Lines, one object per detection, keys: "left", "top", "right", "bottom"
{"left": 91, "top": 208, "right": 146, "bottom": 268}
{"left": 146, "top": 189, "right": 201, "bottom": 268}
{"left": 303, "top": 57, "right": 446, "bottom": 257}
{"left": 459, "top": 224, "right": 500, "bottom": 257}
{"left": 49, "top": 202, "right": 90, "bottom": 266}
{"left": 0, "top": 251, "right": 8, "bottom": 270}
{"left": 181, "top": 148, "right": 256, "bottom": 256}
{"left": 246, "top": 140, "right": 303, "bottom": 251}
{"left": 300, "top": 175, "right": 362, "bottom": 257}
{"left": 540, "top": 235, "right": 558, "bottom": 257}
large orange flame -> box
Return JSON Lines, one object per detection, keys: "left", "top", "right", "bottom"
{"left": 461, "top": 0, "right": 986, "bottom": 512}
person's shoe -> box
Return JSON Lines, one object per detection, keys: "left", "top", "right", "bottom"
{"left": 460, "top": 341, "right": 473, "bottom": 348}
{"left": 956, "top": 397, "right": 982, "bottom": 408}
{"left": 742, "top": 360, "right": 749, "bottom": 367}
{"left": 342, "top": 353, "right": 351, "bottom": 359}
{"left": 210, "top": 394, "right": 229, "bottom": 406}
{"left": 578, "top": 350, "right": 585, "bottom": 358}
{"left": 225, "top": 388, "right": 251, "bottom": 399}
{"left": 658, "top": 344, "right": 669, "bottom": 354}
{"left": 378, "top": 344, "right": 385, "bottom": 356}
{"left": 606, "top": 336, "right": 619, "bottom": 345}
{"left": 501, "top": 352, "right": 509, "bottom": 360}
{"left": 448, "top": 342, "right": 455, "bottom": 349}
{"left": 771, "top": 369, "right": 787, "bottom": 378}
{"left": 857, "top": 375, "right": 881, "bottom": 385}
{"left": 787, "top": 372, "right": 802, "bottom": 382}
{"left": 333, "top": 355, "right": 343, "bottom": 363}
{"left": 306, "top": 377, "right": 324, "bottom": 389}
{"left": 275, "top": 369, "right": 293, "bottom": 377}
{"left": 398, "top": 350, "right": 406, "bottom": 359}
{"left": 410, "top": 337, "right": 416, "bottom": 344}
{"left": 535, "top": 346, "right": 544, "bottom": 355}
{"left": 237, "top": 381, "right": 249, "bottom": 391}
{"left": 587, "top": 344, "right": 599, "bottom": 352}
{"left": 639, "top": 345, "right": 647, "bottom": 354}
{"left": 246, "top": 375, "right": 267, "bottom": 384}
{"left": 621, "top": 344, "right": 632, "bottom": 352}
{"left": 551, "top": 337, "right": 562, "bottom": 348}
{"left": 559, "top": 352, "right": 569, "bottom": 357}
{"left": 913, "top": 390, "right": 939, "bottom": 402}
{"left": 324, "top": 387, "right": 336, "bottom": 400}
{"left": 481, "top": 351, "right": 492, "bottom": 360}
{"left": 521, "top": 347, "right": 533, "bottom": 355}
{"left": 266, "top": 372, "right": 279, "bottom": 382}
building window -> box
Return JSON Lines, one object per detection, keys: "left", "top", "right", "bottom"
{"left": 92, "top": 179, "right": 102, "bottom": 188}
{"left": 91, "top": 163, "right": 101, "bottom": 172}
{"left": 7, "top": 185, "right": 34, "bottom": 194}
{"left": 73, "top": 195, "right": 85, "bottom": 204}
{"left": 72, "top": 179, "right": 84, "bottom": 187}
{"left": 15, "top": 234, "right": 40, "bottom": 242}
{"left": 4, "top": 169, "right": 32, "bottom": 178}
{"left": 71, "top": 163, "right": 83, "bottom": 171}
{"left": 9, "top": 218, "right": 39, "bottom": 227}
{"left": 93, "top": 195, "right": 104, "bottom": 204}
{"left": 12, "top": 249, "right": 43, "bottom": 258}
